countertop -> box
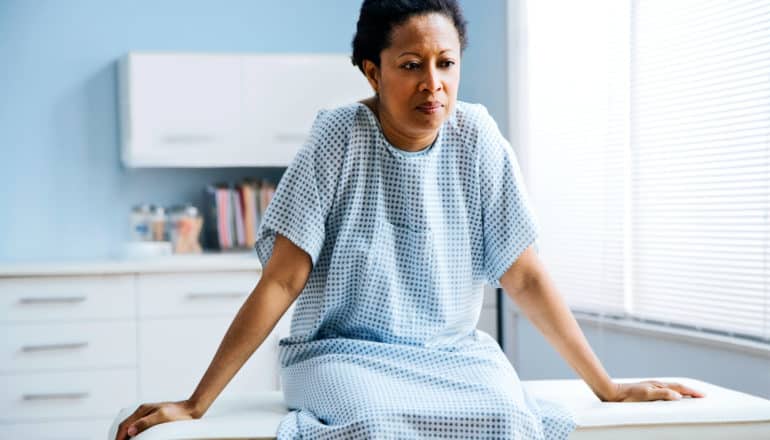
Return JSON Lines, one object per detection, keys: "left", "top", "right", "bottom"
{"left": 0, "top": 252, "right": 262, "bottom": 277}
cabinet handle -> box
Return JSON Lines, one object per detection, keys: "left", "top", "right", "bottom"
{"left": 274, "top": 132, "right": 307, "bottom": 143}
{"left": 21, "top": 342, "right": 89, "bottom": 353}
{"left": 161, "top": 134, "right": 216, "bottom": 145}
{"left": 185, "top": 292, "right": 246, "bottom": 301}
{"left": 22, "top": 392, "right": 90, "bottom": 401}
{"left": 18, "top": 296, "right": 87, "bottom": 305}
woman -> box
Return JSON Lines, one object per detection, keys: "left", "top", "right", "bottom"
{"left": 115, "top": 1, "right": 704, "bottom": 439}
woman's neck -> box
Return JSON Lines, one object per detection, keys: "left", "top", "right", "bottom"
{"left": 362, "top": 97, "right": 438, "bottom": 152}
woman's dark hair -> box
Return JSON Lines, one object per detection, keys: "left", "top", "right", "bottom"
{"left": 351, "top": 0, "right": 468, "bottom": 73}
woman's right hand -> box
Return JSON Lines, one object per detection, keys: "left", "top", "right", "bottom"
{"left": 115, "top": 399, "right": 200, "bottom": 439}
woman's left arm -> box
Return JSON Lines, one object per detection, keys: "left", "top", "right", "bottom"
{"left": 499, "top": 245, "right": 705, "bottom": 402}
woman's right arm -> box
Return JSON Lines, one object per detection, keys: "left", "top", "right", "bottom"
{"left": 114, "top": 233, "right": 313, "bottom": 439}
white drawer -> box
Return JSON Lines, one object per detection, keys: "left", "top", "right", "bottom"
{"left": 137, "top": 271, "right": 259, "bottom": 318}
{"left": 0, "top": 275, "right": 135, "bottom": 322}
{"left": 0, "top": 369, "right": 137, "bottom": 422}
{"left": 2, "top": 418, "right": 113, "bottom": 440}
{"left": 139, "top": 316, "right": 279, "bottom": 402}
{"left": 0, "top": 321, "right": 136, "bottom": 373}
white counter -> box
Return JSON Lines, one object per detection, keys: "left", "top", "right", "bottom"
{"left": 0, "top": 252, "right": 262, "bottom": 277}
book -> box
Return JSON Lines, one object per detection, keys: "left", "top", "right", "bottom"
{"left": 233, "top": 184, "right": 246, "bottom": 248}
{"left": 260, "top": 180, "right": 276, "bottom": 216}
{"left": 203, "top": 184, "right": 220, "bottom": 250}
{"left": 202, "top": 178, "right": 278, "bottom": 251}
{"left": 240, "top": 181, "right": 258, "bottom": 247}
{"left": 217, "top": 187, "right": 231, "bottom": 249}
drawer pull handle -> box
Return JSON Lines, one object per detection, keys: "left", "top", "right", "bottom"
{"left": 161, "top": 134, "right": 217, "bottom": 145}
{"left": 21, "top": 342, "right": 89, "bottom": 352}
{"left": 18, "top": 296, "right": 87, "bottom": 305}
{"left": 22, "top": 392, "right": 90, "bottom": 401}
{"left": 185, "top": 292, "right": 245, "bottom": 301}
{"left": 274, "top": 132, "right": 308, "bottom": 143}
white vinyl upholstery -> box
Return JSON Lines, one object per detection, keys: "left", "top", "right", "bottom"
{"left": 109, "top": 377, "right": 770, "bottom": 440}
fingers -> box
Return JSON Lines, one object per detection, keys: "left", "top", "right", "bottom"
{"left": 116, "top": 404, "right": 155, "bottom": 440}
{"left": 662, "top": 382, "right": 707, "bottom": 398}
{"left": 648, "top": 386, "right": 682, "bottom": 401}
{"left": 643, "top": 380, "right": 707, "bottom": 399}
{"left": 130, "top": 410, "right": 168, "bottom": 437}
{"left": 612, "top": 380, "right": 707, "bottom": 403}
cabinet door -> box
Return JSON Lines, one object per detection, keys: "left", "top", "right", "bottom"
{"left": 3, "top": 418, "right": 114, "bottom": 440}
{"left": 138, "top": 316, "right": 280, "bottom": 402}
{"left": 1, "top": 321, "right": 136, "bottom": 373}
{"left": 0, "top": 369, "right": 136, "bottom": 422}
{"left": 241, "top": 54, "right": 373, "bottom": 166}
{"left": 122, "top": 53, "right": 243, "bottom": 167}
{"left": 0, "top": 275, "right": 134, "bottom": 322}
{"left": 137, "top": 271, "right": 259, "bottom": 319}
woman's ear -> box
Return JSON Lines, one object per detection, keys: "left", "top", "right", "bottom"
{"left": 362, "top": 59, "right": 380, "bottom": 94}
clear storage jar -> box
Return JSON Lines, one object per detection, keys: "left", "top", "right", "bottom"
{"left": 168, "top": 203, "right": 203, "bottom": 254}
{"left": 129, "top": 204, "right": 153, "bottom": 241}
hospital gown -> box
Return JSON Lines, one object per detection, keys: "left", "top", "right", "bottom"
{"left": 254, "top": 101, "right": 577, "bottom": 439}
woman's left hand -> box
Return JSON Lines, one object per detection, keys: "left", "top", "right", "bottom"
{"left": 603, "top": 380, "right": 706, "bottom": 402}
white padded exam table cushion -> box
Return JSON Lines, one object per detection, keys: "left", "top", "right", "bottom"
{"left": 110, "top": 377, "right": 770, "bottom": 439}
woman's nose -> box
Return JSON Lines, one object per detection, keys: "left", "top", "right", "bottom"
{"left": 420, "top": 67, "right": 442, "bottom": 92}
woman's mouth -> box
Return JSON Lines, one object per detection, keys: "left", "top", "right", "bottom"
{"left": 417, "top": 102, "right": 443, "bottom": 114}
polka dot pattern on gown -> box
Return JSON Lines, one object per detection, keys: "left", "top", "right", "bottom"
{"left": 254, "top": 101, "right": 577, "bottom": 439}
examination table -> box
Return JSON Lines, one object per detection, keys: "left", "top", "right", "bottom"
{"left": 109, "top": 377, "right": 770, "bottom": 439}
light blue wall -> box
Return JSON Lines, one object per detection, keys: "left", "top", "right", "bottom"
{"left": 0, "top": 0, "right": 508, "bottom": 261}
{"left": 503, "top": 300, "right": 770, "bottom": 400}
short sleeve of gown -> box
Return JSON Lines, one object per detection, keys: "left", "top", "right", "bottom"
{"left": 477, "top": 105, "right": 541, "bottom": 288}
{"left": 254, "top": 110, "right": 335, "bottom": 268}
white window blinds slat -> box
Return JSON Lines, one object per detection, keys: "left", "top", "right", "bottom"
{"left": 525, "top": 0, "right": 630, "bottom": 316}
{"left": 632, "top": 0, "right": 770, "bottom": 341}
{"left": 520, "top": 0, "right": 770, "bottom": 342}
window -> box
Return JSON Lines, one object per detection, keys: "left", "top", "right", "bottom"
{"left": 512, "top": 0, "right": 770, "bottom": 342}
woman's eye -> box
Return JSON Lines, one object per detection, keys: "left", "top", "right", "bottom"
{"left": 401, "top": 60, "right": 455, "bottom": 70}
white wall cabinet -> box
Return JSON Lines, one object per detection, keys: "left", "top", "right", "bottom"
{"left": 119, "top": 54, "right": 243, "bottom": 167}
{"left": 119, "top": 52, "right": 373, "bottom": 168}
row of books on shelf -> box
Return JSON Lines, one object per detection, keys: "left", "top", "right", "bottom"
{"left": 203, "top": 179, "right": 276, "bottom": 251}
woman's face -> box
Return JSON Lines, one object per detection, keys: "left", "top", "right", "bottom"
{"left": 363, "top": 13, "right": 461, "bottom": 147}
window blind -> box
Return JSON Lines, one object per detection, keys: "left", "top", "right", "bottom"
{"left": 520, "top": 0, "right": 770, "bottom": 342}
{"left": 524, "top": 0, "right": 630, "bottom": 316}
{"left": 631, "top": 0, "right": 770, "bottom": 341}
